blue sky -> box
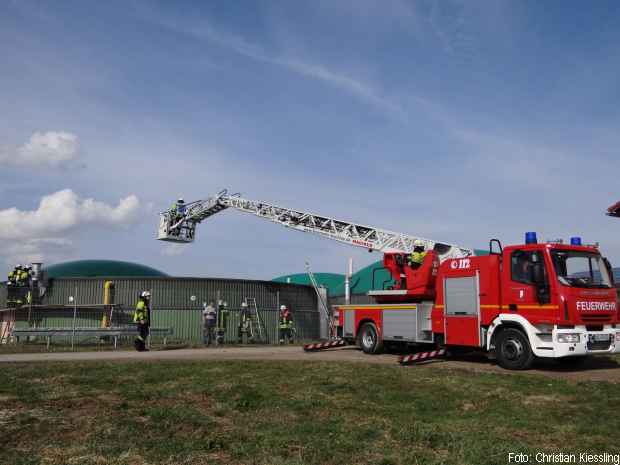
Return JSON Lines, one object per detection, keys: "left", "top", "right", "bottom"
{"left": 1, "top": 0, "right": 619, "bottom": 279}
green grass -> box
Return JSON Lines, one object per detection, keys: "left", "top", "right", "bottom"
{"left": 1, "top": 361, "right": 619, "bottom": 465}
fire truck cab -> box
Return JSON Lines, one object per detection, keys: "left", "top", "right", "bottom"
{"left": 337, "top": 234, "right": 620, "bottom": 370}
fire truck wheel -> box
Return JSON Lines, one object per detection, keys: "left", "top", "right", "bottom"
{"left": 358, "top": 322, "right": 383, "bottom": 354}
{"left": 495, "top": 328, "right": 534, "bottom": 370}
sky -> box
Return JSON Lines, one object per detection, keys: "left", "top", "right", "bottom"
{"left": 1, "top": 0, "right": 620, "bottom": 279}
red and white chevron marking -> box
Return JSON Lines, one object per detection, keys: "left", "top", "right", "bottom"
{"left": 303, "top": 339, "right": 347, "bottom": 352}
{"left": 399, "top": 349, "right": 446, "bottom": 365}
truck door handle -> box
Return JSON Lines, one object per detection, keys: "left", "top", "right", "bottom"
{"left": 509, "top": 304, "right": 517, "bottom": 312}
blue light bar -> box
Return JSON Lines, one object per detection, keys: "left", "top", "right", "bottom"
{"left": 525, "top": 232, "right": 538, "bottom": 244}
{"left": 570, "top": 237, "right": 582, "bottom": 246}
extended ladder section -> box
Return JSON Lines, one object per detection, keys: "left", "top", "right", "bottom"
{"left": 245, "top": 298, "right": 267, "bottom": 343}
{"left": 158, "top": 189, "right": 473, "bottom": 262}
{"left": 305, "top": 262, "right": 336, "bottom": 339}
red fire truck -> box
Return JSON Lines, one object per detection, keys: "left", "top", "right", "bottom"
{"left": 158, "top": 191, "right": 619, "bottom": 370}
{"left": 336, "top": 234, "right": 619, "bottom": 369}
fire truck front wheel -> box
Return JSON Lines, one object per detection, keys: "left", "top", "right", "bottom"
{"left": 358, "top": 322, "right": 384, "bottom": 354}
{"left": 495, "top": 328, "right": 534, "bottom": 370}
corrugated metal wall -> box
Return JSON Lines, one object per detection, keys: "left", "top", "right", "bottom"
{"left": 1, "top": 277, "right": 320, "bottom": 344}
{"left": 43, "top": 277, "right": 317, "bottom": 312}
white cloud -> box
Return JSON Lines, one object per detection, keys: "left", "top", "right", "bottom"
{"left": 279, "top": 58, "right": 403, "bottom": 117}
{"left": 0, "top": 131, "right": 80, "bottom": 167}
{"left": 0, "top": 189, "right": 141, "bottom": 265}
{"left": 0, "top": 189, "right": 140, "bottom": 240}
{"left": 3, "top": 239, "right": 73, "bottom": 268}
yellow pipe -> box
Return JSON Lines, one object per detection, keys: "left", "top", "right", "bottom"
{"left": 103, "top": 281, "right": 114, "bottom": 305}
{"left": 102, "top": 281, "right": 114, "bottom": 327}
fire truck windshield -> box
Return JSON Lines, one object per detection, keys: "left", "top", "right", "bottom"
{"left": 550, "top": 250, "right": 612, "bottom": 288}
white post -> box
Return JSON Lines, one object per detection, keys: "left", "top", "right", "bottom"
{"left": 345, "top": 258, "right": 353, "bottom": 305}
{"left": 70, "top": 287, "right": 77, "bottom": 350}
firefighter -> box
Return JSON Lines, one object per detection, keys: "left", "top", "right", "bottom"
{"left": 11, "top": 265, "right": 30, "bottom": 306}
{"left": 19, "top": 266, "right": 30, "bottom": 286}
{"left": 238, "top": 301, "right": 251, "bottom": 344}
{"left": 169, "top": 198, "right": 186, "bottom": 235}
{"left": 202, "top": 300, "right": 217, "bottom": 345}
{"left": 6, "top": 265, "right": 18, "bottom": 306}
{"left": 170, "top": 198, "right": 186, "bottom": 221}
{"left": 133, "top": 291, "right": 151, "bottom": 351}
{"left": 12, "top": 265, "right": 22, "bottom": 286}
{"left": 279, "top": 305, "right": 294, "bottom": 344}
{"left": 176, "top": 198, "right": 186, "bottom": 216}
{"left": 215, "top": 299, "right": 228, "bottom": 345}
{"left": 408, "top": 240, "right": 427, "bottom": 269}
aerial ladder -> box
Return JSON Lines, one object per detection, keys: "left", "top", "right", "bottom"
{"left": 158, "top": 189, "right": 473, "bottom": 261}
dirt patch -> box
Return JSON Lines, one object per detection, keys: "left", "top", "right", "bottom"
{"left": 522, "top": 394, "right": 574, "bottom": 406}
{"left": 460, "top": 401, "right": 476, "bottom": 411}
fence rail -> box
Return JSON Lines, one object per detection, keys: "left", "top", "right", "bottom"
{"left": 1, "top": 304, "right": 320, "bottom": 347}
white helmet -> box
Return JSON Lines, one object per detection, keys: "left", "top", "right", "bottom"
{"left": 177, "top": 197, "right": 184, "bottom": 203}
{"left": 241, "top": 302, "right": 248, "bottom": 308}
{"left": 280, "top": 305, "right": 287, "bottom": 311}
{"left": 141, "top": 291, "right": 151, "bottom": 298}
{"left": 413, "top": 239, "right": 424, "bottom": 248}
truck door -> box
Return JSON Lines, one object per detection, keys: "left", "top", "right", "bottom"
{"left": 444, "top": 272, "right": 481, "bottom": 346}
{"left": 503, "top": 250, "right": 550, "bottom": 318}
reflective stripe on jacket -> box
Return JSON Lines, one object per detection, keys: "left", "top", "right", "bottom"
{"left": 279, "top": 317, "right": 293, "bottom": 329}
{"left": 134, "top": 300, "right": 148, "bottom": 323}
{"left": 410, "top": 251, "right": 427, "bottom": 265}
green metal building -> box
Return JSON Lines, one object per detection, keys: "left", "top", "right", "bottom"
{"left": 1, "top": 260, "right": 321, "bottom": 345}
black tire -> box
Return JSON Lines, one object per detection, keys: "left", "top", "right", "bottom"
{"left": 358, "top": 322, "right": 384, "bottom": 354}
{"left": 495, "top": 328, "right": 534, "bottom": 370}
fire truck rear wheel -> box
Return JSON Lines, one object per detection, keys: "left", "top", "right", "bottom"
{"left": 358, "top": 322, "right": 383, "bottom": 354}
{"left": 495, "top": 328, "right": 534, "bottom": 370}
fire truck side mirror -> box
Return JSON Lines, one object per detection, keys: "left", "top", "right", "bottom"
{"left": 603, "top": 257, "right": 615, "bottom": 286}
{"left": 489, "top": 239, "right": 503, "bottom": 255}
